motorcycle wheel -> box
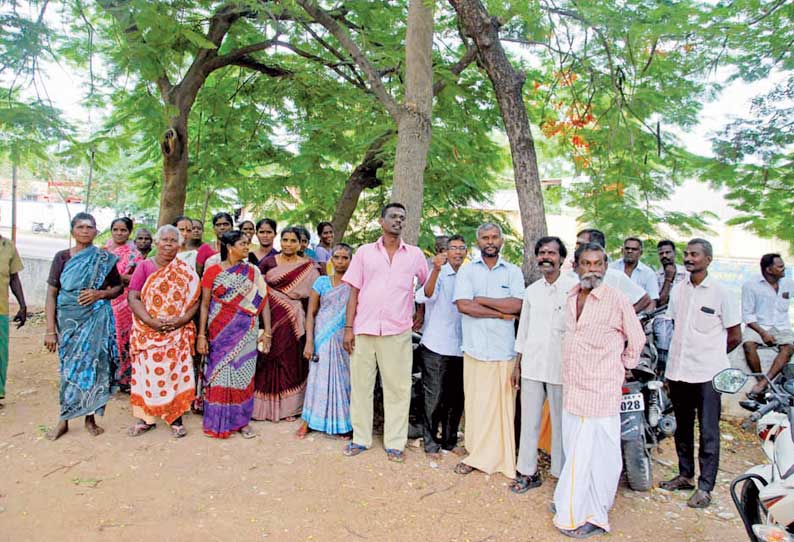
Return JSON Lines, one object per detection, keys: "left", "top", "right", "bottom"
{"left": 623, "top": 437, "right": 653, "bottom": 491}
{"left": 739, "top": 479, "right": 765, "bottom": 527}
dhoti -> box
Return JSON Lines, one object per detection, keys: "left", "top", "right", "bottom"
{"left": 461, "top": 354, "right": 516, "bottom": 479}
{"left": 553, "top": 410, "right": 621, "bottom": 532}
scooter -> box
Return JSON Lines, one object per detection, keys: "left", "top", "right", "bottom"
{"left": 621, "top": 306, "right": 677, "bottom": 491}
{"left": 32, "top": 221, "right": 54, "bottom": 234}
{"left": 713, "top": 366, "right": 794, "bottom": 542}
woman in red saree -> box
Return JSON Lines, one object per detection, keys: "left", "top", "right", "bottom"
{"left": 253, "top": 227, "right": 320, "bottom": 421}
{"left": 105, "top": 217, "right": 143, "bottom": 390}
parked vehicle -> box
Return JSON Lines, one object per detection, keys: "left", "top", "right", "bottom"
{"left": 31, "top": 221, "right": 54, "bottom": 234}
{"left": 621, "top": 306, "right": 677, "bottom": 491}
{"left": 714, "top": 366, "right": 794, "bottom": 542}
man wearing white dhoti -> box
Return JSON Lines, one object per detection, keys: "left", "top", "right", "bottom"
{"left": 552, "top": 242, "right": 645, "bottom": 538}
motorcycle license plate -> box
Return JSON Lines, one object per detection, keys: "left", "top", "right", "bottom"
{"left": 621, "top": 393, "right": 644, "bottom": 413}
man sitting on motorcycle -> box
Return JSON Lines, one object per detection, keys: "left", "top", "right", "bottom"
{"left": 741, "top": 253, "right": 794, "bottom": 401}
{"left": 660, "top": 238, "right": 742, "bottom": 508}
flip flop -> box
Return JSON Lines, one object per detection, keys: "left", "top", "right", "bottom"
{"left": 342, "top": 442, "right": 367, "bottom": 457}
{"left": 385, "top": 448, "right": 405, "bottom": 463}
{"left": 239, "top": 426, "right": 257, "bottom": 439}
{"left": 127, "top": 422, "right": 156, "bottom": 437}
{"left": 454, "top": 462, "right": 475, "bottom": 475}
{"left": 171, "top": 424, "right": 187, "bottom": 438}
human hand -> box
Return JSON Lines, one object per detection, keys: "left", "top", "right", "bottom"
{"left": 303, "top": 342, "right": 314, "bottom": 360}
{"left": 343, "top": 328, "right": 355, "bottom": 355}
{"left": 258, "top": 333, "right": 272, "bottom": 354}
{"left": 663, "top": 263, "right": 677, "bottom": 280}
{"left": 77, "top": 289, "right": 102, "bottom": 306}
{"left": 761, "top": 331, "right": 777, "bottom": 347}
{"left": 511, "top": 363, "right": 521, "bottom": 390}
{"left": 196, "top": 335, "right": 209, "bottom": 355}
{"left": 44, "top": 331, "right": 58, "bottom": 352}
{"left": 13, "top": 306, "right": 27, "bottom": 328}
{"left": 431, "top": 252, "right": 447, "bottom": 270}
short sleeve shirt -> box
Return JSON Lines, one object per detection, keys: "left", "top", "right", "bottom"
{"left": 128, "top": 259, "right": 160, "bottom": 292}
{"left": 0, "top": 236, "right": 23, "bottom": 316}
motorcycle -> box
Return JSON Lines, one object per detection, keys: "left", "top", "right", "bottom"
{"left": 621, "top": 306, "right": 677, "bottom": 491}
{"left": 31, "top": 221, "right": 54, "bottom": 234}
{"left": 713, "top": 366, "right": 794, "bottom": 542}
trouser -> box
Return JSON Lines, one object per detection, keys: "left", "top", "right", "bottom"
{"left": 667, "top": 379, "right": 721, "bottom": 491}
{"left": 657, "top": 349, "right": 669, "bottom": 377}
{"left": 350, "top": 331, "right": 413, "bottom": 450}
{"left": 516, "top": 379, "right": 563, "bottom": 478}
{"left": 553, "top": 411, "right": 621, "bottom": 532}
{"left": 420, "top": 346, "right": 463, "bottom": 453}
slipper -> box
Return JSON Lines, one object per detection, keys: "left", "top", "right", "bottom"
{"left": 171, "top": 424, "right": 187, "bottom": 438}
{"left": 385, "top": 448, "right": 405, "bottom": 463}
{"left": 510, "top": 472, "right": 542, "bottom": 494}
{"left": 239, "top": 426, "right": 257, "bottom": 439}
{"left": 343, "top": 442, "right": 367, "bottom": 457}
{"left": 659, "top": 475, "right": 695, "bottom": 491}
{"left": 687, "top": 489, "right": 712, "bottom": 508}
{"left": 127, "top": 422, "right": 156, "bottom": 437}
{"left": 454, "top": 462, "right": 475, "bottom": 475}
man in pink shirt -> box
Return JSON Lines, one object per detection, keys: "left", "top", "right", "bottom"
{"left": 341, "top": 203, "right": 428, "bottom": 463}
{"left": 553, "top": 242, "right": 645, "bottom": 539}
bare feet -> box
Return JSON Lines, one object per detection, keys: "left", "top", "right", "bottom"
{"left": 84, "top": 415, "right": 105, "bottom": 437}
{"left": 294, "top": 422, "right": 310, "bottom": 439}
{"left": 284, "top": 416, "right": 298, "bottom": 422}
{"left": 46, "top": 420, "right": 69, "bottom": 441}
{"left": 450, "top": 446, "right": 467, "bottom": 456}
{"left": 426, "top": 451, "right": 443, "bottom": 460}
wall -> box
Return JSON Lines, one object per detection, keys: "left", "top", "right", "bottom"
{"left": 15, "top": 256, "right": 51, "bottom": 309}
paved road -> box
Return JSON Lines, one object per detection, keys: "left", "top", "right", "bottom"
{"left": 0, "top": 228, "right": 69, "bottom": 260}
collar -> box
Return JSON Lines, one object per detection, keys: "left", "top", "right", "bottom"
{"left": 472, "top": 255, "right": 506, "bottom": 269}
{"left": 687, "top": 272, "right": 713, "bottom": 288}
{"left": 442, "top": 262, "right": 458, "bottom": 276}
{"left": 376, "top": 236, "right": 406, "bottom": 252}
{"left": 568, "top": 281, "right": 607, "bottom": 299}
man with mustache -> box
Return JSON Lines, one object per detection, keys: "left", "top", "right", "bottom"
{"left": 574, "top": 229, "right": 651, "bottom": 313}
{"left": 741, "top": 253, "right": 794, "bottom": 399}
{"left": 660, "top": 239, "right": 741, "bottom": 509}
{"left": 342, "top": 203, "right": 429, "bottom": 463}
{"left": 553, "top": 242, "right": 645, "bottom": 538}
{"left": 415, "top": 234, "right": 467, "bottom": 458}
{"left": 453, "top": 223, "right": 524, "bottom": 479}
{"left": 510, "top": 236, "right": 577, "bottom": 493}
{"left": 610, "top": 237, "right": 659, "bottom": 311}
{"left": 654, "top": 240, "right": 688, "bottom": 374}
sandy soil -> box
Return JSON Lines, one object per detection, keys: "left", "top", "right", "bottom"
{"left": 0, "top": 318, "right": 762, "bottom": 542}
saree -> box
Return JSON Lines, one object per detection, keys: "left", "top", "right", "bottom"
{"left": 56, "top": 245, "right": 119, "bottom": 421}
{"left": 253, "top": 257, "right": 319, "bottom": 421}
{"left": 106, "top": 241, "right": 143, "bottom": 389}
{"left": 129, "top": 257, "right": 200, "bottom": 424}
{"left": 302, "top": 276, "right": 352, "bottom": 434}
{"left": 203, "top": 262, "right": 268, "bottom": 438}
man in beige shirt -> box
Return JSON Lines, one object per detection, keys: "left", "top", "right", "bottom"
{"left": 0, "top": 231, "right": 27, "bottom": 408}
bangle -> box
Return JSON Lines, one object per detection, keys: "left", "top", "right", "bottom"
{"left": 45, "top": 331, "right": 56, "bottom": 336}
{"left": 261, "top": 333, "right": 272, "bottom": 339}
{"left": 197, "top": 335, "right": 207, "bottom": 339}
{"left": 344, "top": 326, "right": 353, "bottom": 329}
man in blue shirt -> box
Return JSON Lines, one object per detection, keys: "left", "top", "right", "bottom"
{"left": 453, "top": 223, "right": 524, "bottom": 479}
{"left": 415, "top": 234, "right": 467, "bottom": 458}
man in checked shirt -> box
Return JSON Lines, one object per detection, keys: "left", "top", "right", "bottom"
{"left": 552, "top": 242, "right": 645, "bottom": 539}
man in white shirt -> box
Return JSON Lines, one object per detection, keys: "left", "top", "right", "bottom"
{"left": 660, "top": 238, "right": 742, "bottom": 509}
{"left": 575, "top": 229, "right": 651, "bottom": 313}
{"left": 741, "top": 253, "right": 794, "bottom": 399}
{"left": 610, "top": 237, "right": 659, "bottom": 310}
{"left": 415, "top": 234, "right": 466, "bottom": 457}
{"left": 510, "top": 236, "right": 577, "bottom": 493}
{"left": 655, "top": 240, "right": 688, "bottom": 374}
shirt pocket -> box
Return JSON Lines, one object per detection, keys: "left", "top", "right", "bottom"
{"left": 693, "top": 307, "right": 721, "bottom": 334}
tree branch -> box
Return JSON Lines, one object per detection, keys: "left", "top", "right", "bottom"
{"left": 205, "top": 39, "right": 279, "bottom": 71}
{"left": 230, "top": 57, "right": 292, "bottom": 77}
{"left": 296, "top": 0, "right": 401, "bottom": 120}
{"left": 432, "top": 45, "right": 478, "bottom": 95}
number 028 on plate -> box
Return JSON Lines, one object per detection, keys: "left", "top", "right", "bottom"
{"left": 620, "top": 393, "right": 644, "bottom": 413}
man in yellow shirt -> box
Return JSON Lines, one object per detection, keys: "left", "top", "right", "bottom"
{"left": 0, "top": 233, "right": 27, "bottom": 408}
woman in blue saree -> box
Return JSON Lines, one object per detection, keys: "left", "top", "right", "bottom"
{"left": 44, "top": 213, "right": 123, "bottom": 440}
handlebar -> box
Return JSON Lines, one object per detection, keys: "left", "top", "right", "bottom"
{"left": 741, "top": 397, "right": 783, "bottom": 430}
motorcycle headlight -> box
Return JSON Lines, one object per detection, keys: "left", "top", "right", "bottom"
{"left": 752, "top": 525, "right": 793, "bottom": 542}
{"left": 647, "top": 380, "right": 663, "bottom": 391}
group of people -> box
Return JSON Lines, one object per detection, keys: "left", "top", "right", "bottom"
{"left": 1, "top": 200, "right": 791, "bottom": 539}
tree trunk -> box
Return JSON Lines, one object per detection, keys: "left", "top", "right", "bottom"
{"left": 331, "top": 131, "right": 393, "bottom": 242}
{"left": 391, "top": 0, "right": 435, "bottom": 245}
{"left": 450, "top": 0, "right": 548, "bottom": 282}
{"left": 159, "top": 111, "right": 189, "bottom": 227}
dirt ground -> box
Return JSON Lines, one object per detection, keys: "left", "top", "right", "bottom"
{"left": 0, "top": 318, "right": 763, "bottom": 542}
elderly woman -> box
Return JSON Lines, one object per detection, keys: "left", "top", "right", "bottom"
{"left": 44, "top": 212, "right": 123, "bottom": 441}
{"left": 105, "top": 217, "right": 143, "bottom": 390}
{"left": 197, "top": 231, "right": 271, "bottom": 438}
{"left": 127, "top": 225, "right": 201, "bottom": 438}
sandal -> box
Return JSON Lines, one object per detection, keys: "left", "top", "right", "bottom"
{"left": 342, "top": 442, "right": 367, "bottom": 457}
{"left": 385, "top": 448, "right": 405, "bottom": 463}
{"left": 239, "top": 425, "right": 257, "bottom": 439}
{"left": 454, "top": 462, "right": 475, "bottom": 475}
{"left": 659, "top": 475, "right": 695, "bottom": 491}
{"left": 171, "top": 424, "right": 187, "bottom": 438}
{"left": 510, "top": 472, "right": 542, "bottom": 494}
{"left": 127, "top": 421, "right": 156, "bottom": 437}
{"left": 687, "top": 489, "right": 712, "bottom": 509}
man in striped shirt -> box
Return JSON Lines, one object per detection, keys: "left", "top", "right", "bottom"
{"left": 553, "top": 242, "right": 645, "bottom": 539}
